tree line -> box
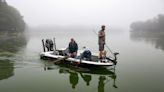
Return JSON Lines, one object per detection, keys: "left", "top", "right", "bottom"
{"left": 130, "top": 14, "right": 164, "bottom": 33}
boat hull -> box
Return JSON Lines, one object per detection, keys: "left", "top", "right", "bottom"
{"left": 40, "top": 51, "right": 115, "bottom": 66}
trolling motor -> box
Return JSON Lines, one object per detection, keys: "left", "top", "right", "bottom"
{"left": 114, "top": 52, "right": 119, "bottom": 61}
{"left": 112, "top": 52, "right": 119, "bottom": 65}
{"left": 106, "top": 52, "right": 119, "bottom": 65}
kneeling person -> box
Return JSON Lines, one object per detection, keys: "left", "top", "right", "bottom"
{"left": 81, "top": 47, "right": 92, "bottom": 61}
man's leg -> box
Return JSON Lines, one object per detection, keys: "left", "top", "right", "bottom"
{"left": 99, "top": 44, "right": 103, "bottom": 59}
{"left": 99, "top": 51, "right": 103, "bottom": 59}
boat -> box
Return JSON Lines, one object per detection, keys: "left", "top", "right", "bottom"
{"left": 40, "top": 48, "right": 118, "bottom": 67}
{"left": 40, "top": 38, "right": 119, "bottom": 67}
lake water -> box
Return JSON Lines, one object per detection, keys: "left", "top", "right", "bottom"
{"left": 0, "top": 26, "right": 164, "bottom": 92}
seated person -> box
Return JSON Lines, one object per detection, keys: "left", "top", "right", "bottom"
{"left": 81, "top": 47, "right": 92, "bottom": 61}
{"left": 68, "top": 38, "right": 78, "bottom": 58}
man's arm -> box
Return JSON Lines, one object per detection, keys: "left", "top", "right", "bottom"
{"left": 75, "top": 43, "right": 78, "bottom": 52}
{"left": 99, "top": 31, "right": 105, "bottom": 38}
{"left": 68, "top": 43, "right": 71, "bottom": 51}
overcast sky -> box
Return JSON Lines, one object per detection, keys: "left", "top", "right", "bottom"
{"left": 6, "top": 0, "right": 164, "bottom": 27}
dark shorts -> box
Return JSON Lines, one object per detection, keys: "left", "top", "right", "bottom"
{"left": 99, "top": 43, "right": 105, "bottom": 51}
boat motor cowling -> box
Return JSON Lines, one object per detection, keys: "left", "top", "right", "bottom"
{"left": 45, "top": 39, "right": 54, "bottom": 51}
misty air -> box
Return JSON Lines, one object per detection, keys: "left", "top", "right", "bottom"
{"left": 0, "top": 0, "right": 164, "bottom": 92}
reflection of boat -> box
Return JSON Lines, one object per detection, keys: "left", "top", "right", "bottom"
{"left": 58, "top": 64, "right": 116, "bottom": 76}
{"left": 44, "top": 63, "right": 117, "bottom": 91}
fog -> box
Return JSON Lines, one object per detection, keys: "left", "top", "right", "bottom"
{"left": 130, "top": 14, "right": 164, "bottom": 51}
{"left": 7, "top": 0, "right": 164, "bottom": 28}
{"left": 130, "top": 14, "right": 164, "bottom": 32}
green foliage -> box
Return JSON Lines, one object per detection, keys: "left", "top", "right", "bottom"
{"left": 0, "top": 2, "right": 27, "bottom": 56}
{"left": 0, "top": 2, "right": 25, "bottom": 32}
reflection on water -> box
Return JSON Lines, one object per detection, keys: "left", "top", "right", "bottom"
{"left": 69, "top": 71, "right": 79, "bottom": 89}
{"left": 44, "top": 62, "right": 117, "bottom": 92}
{"left": 130, "top": 32, "right": 164, "bottom": 51}
{"left": 80, "top": 72, "right": 91, "bottom": 86}
{"left": 0, "top": 32, "right": 27, "bottom": 55}
{"left": 0, "top": 30, "right": 27, "bottom": 81}
{"left": 0, "top": 59, "right": 14, "bottom": 81}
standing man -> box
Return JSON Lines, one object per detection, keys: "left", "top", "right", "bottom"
{"left": 68, "top": 38, "right": 78, "bottom": 58}
{"left": 98, "top": 25, "right": 106, "bottom": 59}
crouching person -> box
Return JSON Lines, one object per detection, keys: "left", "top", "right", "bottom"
{"left": 81, "top": 47, "right": 92, "bottom": 61}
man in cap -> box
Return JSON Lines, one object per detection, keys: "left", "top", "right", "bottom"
{"left": 98, "top": 25, "right": 106, "bottom": 59}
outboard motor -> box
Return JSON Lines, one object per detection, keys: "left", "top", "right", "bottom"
{"left": 45, "top": 39, "right": 54, "bottom": 51}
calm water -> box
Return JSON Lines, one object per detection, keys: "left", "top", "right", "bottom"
{"left": 0, "top": 26, "right": 164, "bottom": 92}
